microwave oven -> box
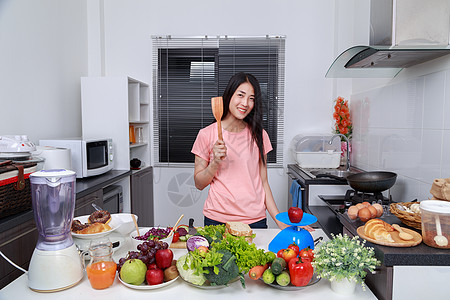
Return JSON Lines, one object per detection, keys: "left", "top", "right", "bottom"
{"left": 39, "top": 138, "right": 114, "bottom": 178}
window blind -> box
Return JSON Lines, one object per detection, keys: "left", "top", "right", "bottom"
{"left": 152, "top": 36, "right": 285, "bottom": 167}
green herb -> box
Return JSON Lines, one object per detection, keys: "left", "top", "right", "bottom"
{"left": 187, "top": 248, "right": 223, "bottom": 276}
{"left": 312, "top": 233, "right": 380, "bottom": 289}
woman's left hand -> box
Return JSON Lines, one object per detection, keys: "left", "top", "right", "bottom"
{"left": 300, "top": 225, "right": 315, "bottom": 232}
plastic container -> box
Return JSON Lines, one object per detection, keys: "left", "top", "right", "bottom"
{"left": 419, "top": 200, "right": 450, "bottom": 249}
{"left": 290, "top": 135, "right": 342, "bottom": 168}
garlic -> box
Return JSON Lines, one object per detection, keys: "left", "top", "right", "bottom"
{"left": 410, "top": 203, "right": 420, "bottom": 214}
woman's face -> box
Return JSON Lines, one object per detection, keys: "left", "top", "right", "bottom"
{"left": 228, "top": 82, "right": 255, "bottom": 121}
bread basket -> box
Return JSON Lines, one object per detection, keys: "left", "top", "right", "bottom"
{"left": 390, "top": 202, "right": 422, "bottom": 230}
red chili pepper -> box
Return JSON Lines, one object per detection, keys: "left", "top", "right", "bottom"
{"left": 288, "top": 256, "right": 314, "bottom": 287}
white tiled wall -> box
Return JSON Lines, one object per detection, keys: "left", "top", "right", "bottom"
{"left": 350, "top": 69, "right": 450, "bottom": 202}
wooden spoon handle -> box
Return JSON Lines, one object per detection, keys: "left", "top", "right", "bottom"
{"left": 217, "top": 121, "right": 223, "bottom": 141}
{"left": 131, "top": 214, "right": 140, "bottom": 236}
{"left": 169, "top": 214, "right": 184, "bottom": 237}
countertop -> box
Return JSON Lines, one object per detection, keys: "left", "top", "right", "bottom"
{"left": 309, "top": 204, "right": 450, "bottom": 266}
{"left": 0, "top": 169, "right": 131, "bottom": 234}
{"left": 0, "top": 229, "right": 377, "bottom": 300}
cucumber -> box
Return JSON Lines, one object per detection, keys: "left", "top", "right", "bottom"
{"left": 262, "top": 268, "right": 275, "bottom": 284}
{"left": 178, "top": 234, "right": 193, "bottom": 242}
{"left": 271, "top": 257, "right": 286, "bottom": 275}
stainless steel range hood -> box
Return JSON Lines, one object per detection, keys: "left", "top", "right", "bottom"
{"left": 326, "top": 0, "right": 450, "bottom": 78}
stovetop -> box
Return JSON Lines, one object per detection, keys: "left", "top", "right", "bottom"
{"left": 319, "top": 192, "right": 391, "bottom": 208}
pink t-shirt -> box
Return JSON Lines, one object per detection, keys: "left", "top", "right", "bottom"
{"left": 191, "top": 123, "right": 273, "bottom": 224}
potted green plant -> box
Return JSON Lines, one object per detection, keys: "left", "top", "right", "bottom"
{"left": 312, "top": 233, "right": 380, "bottom": 295}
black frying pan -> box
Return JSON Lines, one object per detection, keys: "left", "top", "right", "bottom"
{"left": 346, "top": 171, "right": 397, "bottom": 193}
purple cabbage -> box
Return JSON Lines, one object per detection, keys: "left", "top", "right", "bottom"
{"left": 186, "top": 236, "right": 209, "bottom": 252}
{"left": 177, "top": 227, "right": 188, "bottom": 236}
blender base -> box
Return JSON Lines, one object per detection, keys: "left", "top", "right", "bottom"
{"left": 28, "top": 244, "right": 83, "bottom": 292}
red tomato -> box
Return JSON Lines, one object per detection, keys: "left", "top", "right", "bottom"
{"left": 277, "top": 249, "right": 284, "bottom": 258}
{"left": 281, "top": 248, "right": 297, "bottom": 264}
{"left": 288, "top": 256, "right": 314, "bottom": 287}
{"left": 172, "top": 232, "right": 180, "bottom": 243}
{"left": 299, "top": 247, "right": 314, "bottom": 262}
{"left": 287, "top": 243, "right": 300, "bottom": 256}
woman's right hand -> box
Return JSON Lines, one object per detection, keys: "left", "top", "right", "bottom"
{"left": 212, "top": 140, "right": 227, "bottom": 164}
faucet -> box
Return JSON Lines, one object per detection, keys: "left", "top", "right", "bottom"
{"left": 329, "top": 134, "right": 350, "bottom": 171}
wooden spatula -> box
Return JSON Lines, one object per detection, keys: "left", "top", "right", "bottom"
{"left": 211, "top": 96, "right": 223, "bottom": 141}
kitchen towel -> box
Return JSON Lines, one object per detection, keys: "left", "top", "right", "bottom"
{"left": 290, "top": 180, "right": 303, "bottom": 208}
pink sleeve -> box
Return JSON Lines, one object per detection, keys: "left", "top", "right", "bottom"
{"left": 263, "top": 130, "right": 273, "bottom": 155}
{"left": 191, "top": 129, "right": 211, "bottom": 161}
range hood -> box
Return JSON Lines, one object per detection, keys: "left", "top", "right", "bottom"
{"left": 326, "top": 0, "right": 450, "bottom": 78}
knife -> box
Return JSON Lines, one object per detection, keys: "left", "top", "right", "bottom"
{"left": 188, "top": 218, "right": 197, "bottom": 235}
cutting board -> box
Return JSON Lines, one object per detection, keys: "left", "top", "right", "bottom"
{"left": 357, "top": 225, "right": 422, "bottom": 247}
{"left": 170, "top": 241, "right": 187, "bottom": 249}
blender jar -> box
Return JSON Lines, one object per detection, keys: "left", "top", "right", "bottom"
{"left": 30, "top": 169, "right": 77, "bottom": 250}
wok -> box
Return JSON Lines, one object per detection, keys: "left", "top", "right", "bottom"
{"left": 346, "top": 171, "right": 397, "bottom": 193}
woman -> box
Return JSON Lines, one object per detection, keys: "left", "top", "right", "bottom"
{"left": 191, "top": 72, "right": 287, "bottom": 229}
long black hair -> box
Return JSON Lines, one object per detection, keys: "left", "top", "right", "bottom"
{"left": 221, "top": 72, "right": 266, "bottom": 165}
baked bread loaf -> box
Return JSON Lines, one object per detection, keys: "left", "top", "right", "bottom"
{"left": 76, "top": 222, "right": 111, "bottom": 234}
{"left": 364, "top": 219, "right": 394, "bottom": 242}
{"left": 225, "top": 222, "right": 253, "bottom": 243}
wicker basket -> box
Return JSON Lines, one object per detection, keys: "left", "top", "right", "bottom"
{"left": 0, "top": 161, "right": 37, "bottom": 219}
{"left": 390, "top": 202, "right": 422, "bottom": 230}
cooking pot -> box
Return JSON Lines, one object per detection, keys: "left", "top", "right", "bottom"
{"left": 346, "top": 171, "right": 397, "bottom": 193}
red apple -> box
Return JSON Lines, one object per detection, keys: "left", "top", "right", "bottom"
{"left": 288, "top": 207, "right": 303, "bottom": 223}
{"left": 155, "top": 249, "right": 173, "bottom": 269}
{"left": 146, "top": 268, "right": 164, "bottom": 285}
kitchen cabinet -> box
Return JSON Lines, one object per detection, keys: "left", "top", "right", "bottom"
{"left": 73, "top": 189, "right": 103, "bottom": 217}
{"left": 81, "top": 76, "right": 150, "bottom": 170}
{"left": 0, "top": 189, "right": 102, "bottom": 289}
{"left": 0, "top": 217, "right": 37, "bottom": 289}
{"left": 130, "top": 167, "right": 154, "bottom": 226}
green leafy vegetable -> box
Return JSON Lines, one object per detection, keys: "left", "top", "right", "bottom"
{"left": 197, "top": 224, "right": 226, "bottom": 243}
{"left": 203, "top": 249, "right": 240, "bottom": 286}
{"left": 210, "top": 234, "right": 268, "bottom": 273}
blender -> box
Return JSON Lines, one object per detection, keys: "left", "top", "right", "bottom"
{"left": 28, "top": 169, "right": 83, "bottom": 292}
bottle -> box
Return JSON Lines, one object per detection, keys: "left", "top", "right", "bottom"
{"left": 86, "top": 238, "right": 116, "bottom": 289}
{"left": 129, "top": 125, "right": 136, "bottom": 144}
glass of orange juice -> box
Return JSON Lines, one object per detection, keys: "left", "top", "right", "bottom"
{"left": 86, "top": 238, "right": 117, "bottom": 289}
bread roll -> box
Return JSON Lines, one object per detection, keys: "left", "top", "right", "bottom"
{"left": 76, "top": 222, "right": 111, "bottom": 234}
{"left": 364, "top": 219, "right": 394, "bottom": 243}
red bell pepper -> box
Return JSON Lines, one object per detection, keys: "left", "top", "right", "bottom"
{"left": 288, "top": 256, "right": 313, "bottom": 287}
